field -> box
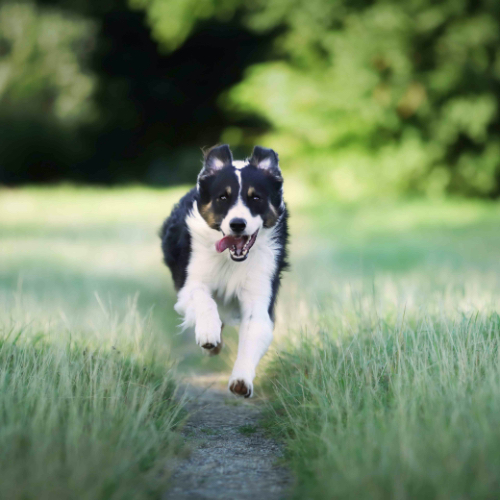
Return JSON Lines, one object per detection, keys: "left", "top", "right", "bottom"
{"left": 0, "top": 187, "right": 188, "bottom": 499}
{"left": 2, "top": 185, "right": 500, "bottom": 498}
{"left": 267, "top": 194, "right": 500, "bottom": 499}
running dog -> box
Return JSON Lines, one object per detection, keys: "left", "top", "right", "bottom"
{"left": 160, "top": 144, "right": 288, "bottom": 397}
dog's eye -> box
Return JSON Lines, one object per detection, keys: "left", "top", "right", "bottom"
{"left": 252, "top": 195, "right": 261, "bottom": 201}
{"left": 218, "top": 194, "right": 228, "bottom": 201}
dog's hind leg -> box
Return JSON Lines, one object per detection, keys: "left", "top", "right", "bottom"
{"left": 228, "top": 301, "right": 273, "bottom": 398}
{"left": 174, "top": 284, "right": 222, "bottom": 352}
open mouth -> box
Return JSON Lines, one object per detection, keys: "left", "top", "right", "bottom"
{"left": 215, "top": 231, "right": 259, "bottom": 262}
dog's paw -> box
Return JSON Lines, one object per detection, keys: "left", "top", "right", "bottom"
{"left": 195, "top": 314, "right": 222, "bottom": 353}
{"left": 228, "top": 375, "right": 253, "bottom": 398}
{"left": 207, "top": 339, "right": 223, "bottom": 356}
{"left": 207, "top": 325, "right": 224, "bottom": 356}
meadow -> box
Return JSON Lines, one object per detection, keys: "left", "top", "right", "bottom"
{"left": 0, "top": 187, "right": 189, "bottom": 499}
{"left": 267, "top": 193, "right": 500, "bottom": 499}
{"left": 2, "top": 185, "right": 500, "bottom": 498}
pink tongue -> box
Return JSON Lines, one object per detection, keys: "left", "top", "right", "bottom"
{"left": 215, "top": 235, "right": 245, "bottom": 253}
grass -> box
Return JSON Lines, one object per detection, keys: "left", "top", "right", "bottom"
{"left": 0, "top": 294, "right": 185, "bottom": 499}
{"left": 266, "top": 311, "right": 500, "bottom": 499}
{"left": 264, "top": 196, "right": 500, "bottom": 499}
{"left": 238, "top": 424, "right": 258, "bottom": 436}
{"left": 0, "top": 186, "right": 229, "bottom": 371}
{"left": 2, "top": 185, "right": 500, "bottom": 498}
{"left": 0, "top": 187, "right": 192, "bottom": 499}
{"left": 0, "top": 305, "right": 187, "bottom": 498}
{"left": 200, "top": 428, "right": 218, "bottom": 436}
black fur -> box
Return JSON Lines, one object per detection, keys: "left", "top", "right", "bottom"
{"left": 199, "top": 144, "right": 233, "bottom": 180}
{"left": 160, "top": 188, "right": 197, "bottom": 290}
{"left": 239, "top": 165, "right": 284, "bottom": 227}
{"left": 198, "top": 166, "right": 241, "bottom": 230}
{"left": 267, "top": 204, "right": 289, "bottom": 320}
{"left": 249, "top": 145, "right": 282, "bottom": 181}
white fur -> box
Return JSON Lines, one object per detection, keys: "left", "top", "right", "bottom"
{"left": 232, "top": 160, "right": 246, "bottom": 170}
{"left": 174, "top": 195, "right": 280, "bottom": 397}
{"left": 220, "top": 197, "right": 262, "bottom": 237}
{"left": 220, "top": 170, "right": 262, "bottom": 237}
{"left": 257, "top": 158, "right": 271, "bottom": 170}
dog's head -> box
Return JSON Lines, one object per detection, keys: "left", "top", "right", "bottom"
{"left": 197, "top": 144, "right": 284, "bottom": 262}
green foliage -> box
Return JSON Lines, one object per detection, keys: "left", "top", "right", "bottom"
{"left": 0, "top": 3, "right": 97, "bottom": 124}
{"left": 129, "top": 0, "right": 240, "bottom": 51}
{"left": 238, "top": 424, "right": 258, "bottom": 436}
{"left": 0, "top": 3, "right": 97, "bottom": 183}
{"left": 136, "top": 0, "right": 500, "bottom": 198}
{"left": 224, "top": 0, "right": 500, "bottom": 199}
{"left": 3, "top": 0, "right": 499, "bottom": 196}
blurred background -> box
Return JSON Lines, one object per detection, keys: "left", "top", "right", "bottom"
{"left": 2, "top": 0, "right": 500, "bottom": 373}
{"left": 1, "top": 0, "right": 499, "bottom": 198}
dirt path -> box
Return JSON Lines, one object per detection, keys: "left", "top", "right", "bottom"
{"left": 164, "top": 375, "right": 291, "bottom": 500}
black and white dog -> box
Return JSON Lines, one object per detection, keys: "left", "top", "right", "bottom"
{"left": 160, "top": 145, "right": 288, "bottom": 397}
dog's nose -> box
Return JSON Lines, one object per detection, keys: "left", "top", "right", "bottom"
{"left": 230, "top": 218, "right": 247, "bottom": 233}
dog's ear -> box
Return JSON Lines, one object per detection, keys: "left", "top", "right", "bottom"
{"left": 249, "top": 146, "right": 282, "bottom": 182}
{"left": 199, "top": 144, "right": 233, "bottom": 181}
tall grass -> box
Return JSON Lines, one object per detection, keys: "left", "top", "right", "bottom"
{"left": 0, "top": 188, "right": 192, "bottom": 499}
{"left": 266, "top": 197, "right": 500, "bottom": 499}
{"left": 266, "top": 303, "right": 500, "bottom": 499}
{"left": 0, "top": 299, "right": 184, "bottom": 499}
{"left": 3, "top": 187, "right": 500, "bottom": 498}
{"left": 0, "top": 186, "right": 231, "bottom": 372}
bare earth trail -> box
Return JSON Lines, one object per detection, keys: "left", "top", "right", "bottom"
{"left": 164, "top": 375, "right": 292, "bottom": 500}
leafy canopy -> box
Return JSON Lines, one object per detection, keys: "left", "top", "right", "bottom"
{"left": 138, "top": 0, "right": 500, "bottom": 199}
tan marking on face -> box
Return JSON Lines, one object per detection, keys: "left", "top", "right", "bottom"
{"left": 248, "top": 187, "right": 256, "bottom": 198}
{"left": 199, "top": 201, "right": 219, "bottom": 229}
{"left": 264, "top": 202, "right": 279, "bottom": 228}
{"left": 226, "top": 186, "right": 231, "bottom": 196}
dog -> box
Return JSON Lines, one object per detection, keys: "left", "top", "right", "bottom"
{"left": 160, "top": 144, "right": 288, "bottom": 397}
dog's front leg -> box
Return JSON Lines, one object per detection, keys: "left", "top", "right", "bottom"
{"left": 174, "top": 283, "right": 222, "bottom": 351}
{"left": 229, "top": 301, "right": 273, "bottom": 398}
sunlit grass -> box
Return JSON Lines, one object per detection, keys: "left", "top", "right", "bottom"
{"left": 266, "top": 305, "right": 500, "bottom": 499}
{"left": 0, "top": 185, "right": 229, "bottom": 371}
{"left": 0, "top": 186, "right": 189, "bottom": 499}
{"left": 265, "top": 191, "right": 500, "bottom": 499}
{"left": 0, "top": 295, "right": 184, "bottom": 499}
{"left": 2, "top": 185, "right": 500, "bottom": 498}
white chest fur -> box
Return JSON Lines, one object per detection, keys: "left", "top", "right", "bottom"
{"left": 185, "top": 202, "right": 279, "bottom": 309}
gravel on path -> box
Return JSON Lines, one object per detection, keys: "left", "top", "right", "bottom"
{"left": 164, "top": 374, "right": 292, "bottom": 500}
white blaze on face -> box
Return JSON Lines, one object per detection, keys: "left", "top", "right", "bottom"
{"left": 232, "top": 160, "right": 246, "bottom": 170}
{"left": 220, "top": 168, "right": 263, "bottom": 236}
